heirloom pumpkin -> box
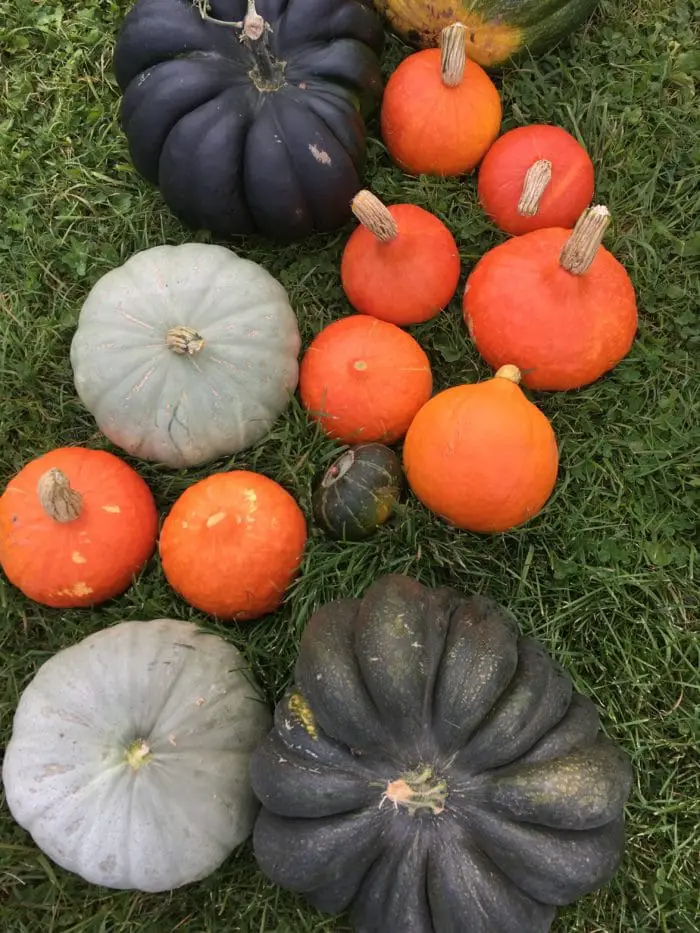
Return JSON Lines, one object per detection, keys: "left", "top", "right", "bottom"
{"left": 251, "top": 574, "right": 633, "bottom": 933}
{"left": 372, "top": 0, "right": 599, "bottom": 68}
{"left": 0, "top": 447, "right": 157, "bottom": 608}
{"left": 2, "top": 619, "right": 271, "bottom": 892}
{"left": 299, "top": 315, "right": 433, "bottom": 444}
{"left": 340, "top": 190, "right": 461, "bottom": 325}
{"left": 463, "top": 206, "right": 638, "bottom": 390}
{"left": 403, "top": 365, "right": 558, "bottom": 533}
{"left": 113, "top": 0, "right": 384, "bottom": 240}
{"left": 159, "top": 470, "right": 307, "bottom": 620}
{"left": 70, "top": 244, "right": 301, "bottom": 468}
{"left": 478, "top": 124, "right": 595, "bottom": 235}
{"left": 312, "top": 443, "right": 404, "bottom": 540}
{"left": 381, "top": 23, "right": 502, "bottom": 176}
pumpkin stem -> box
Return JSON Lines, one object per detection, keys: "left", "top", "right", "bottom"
{"left": 125, "top": 739, "right": 152, "bottom": 771}
{"left": 351, "top": 190, "right": 398, "bottom": 242}
{"left": 440, "top": 23, "right": 467, "bottom": 87}
{"left": 495, "top": 364, "right": 522, "bottom": 384}
{"left": 37, "top": 468, "right": 83, "bottom": 523}
{"left": 517, "top": 159, "right": 552, "bottom": 216}
{"left": 166, "top": 325, "right": 205, "bottom": 355}
{"left": 196, "top": 0, "right": 285, "bottom": 91}
{"left": 560, "top": 205, "right": 612, "bottom": 276}
{"left": 381, "top": 766, "right": 447, "bottom": 816}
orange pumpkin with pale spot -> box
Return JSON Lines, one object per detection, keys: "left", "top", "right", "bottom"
{"left": 0, "top": 447, "right": 158, "bottom": 608}
{"left": 159, "top": 471, "right": 307, "bottom": 621}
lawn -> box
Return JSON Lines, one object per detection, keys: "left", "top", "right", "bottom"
{"left": 0, "top": 0, "right": 698, "bottom": 930}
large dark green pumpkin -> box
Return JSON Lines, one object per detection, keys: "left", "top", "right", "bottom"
{"left": 312, "top": 444, "right": 404, "bottom": 541}
{"left": 373, "top": 0, "right": 599, "bottom": 68}
{"left": 113, "top": 0, "right": 384, "bottom": 241}
{"left": 251, "top": 574, "right": 633, "bottom": 933}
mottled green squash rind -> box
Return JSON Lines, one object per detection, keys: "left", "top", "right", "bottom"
{"left": 312, "top": 443, "right": 404, "bottom": 541}
{"left": 373, "top": 0, "right": 600, "bottom": 68}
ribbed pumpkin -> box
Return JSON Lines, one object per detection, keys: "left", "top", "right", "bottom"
{"left": 312, "top": 443, "right": 404, "bottom": 540}
{"left": 159, "top": 470, "right": 307, "bottom": 621}
{"left": 251, "top": 574, "right": 633, "bottom": 933}
{"left": 372, "top": 0, "right": 600, "bottom": 68}
{"left": 0, "top": 447, "right": 158, "bottom": 608}
{"left": 478, "top": 124, "right": 595, "bottom": 235}
{"left": 403, "top": 366, "right": 559, "bottom": 532}
{"left": 299, "top": 315, "right": 433, "bottom": 444}
{"left": 381, "top": 23, "right": 502, "bottom": 177}
{"left": 340, "top": 190, "right": 461, "bottom": 326}
{"left": 464, "top": 206, "right": 638, "bottom": 391}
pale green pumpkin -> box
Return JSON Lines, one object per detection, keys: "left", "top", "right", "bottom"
{"left": 70, "top": 244, "right": 301, "bottom": 468}
{"left": 2, "top": 619, "right": 271, "bottom": 892}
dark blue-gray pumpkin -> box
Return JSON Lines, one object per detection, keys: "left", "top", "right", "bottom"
{"left": 113, "top": 0, "right": 384, "bottom": 241}
{"left": 250, "top": 574, "right": 633, "bottom": 933}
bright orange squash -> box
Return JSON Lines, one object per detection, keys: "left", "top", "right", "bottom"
{"left": 464, "top": 205, "right": 638, "bottom": 390}
{"left": 380, "top": 23, "right": 502, "bottom": 177}
{"left": 0, "top": 447, "right": 158, "bottom": 607}
{"left": 340, "top": 190, "right": 461, "bottom": 326}
{"left": 403, "top": 365, "right": 559, "bottom": 533}
{"left": 299, "top": 315, "right": 433, "bottom": 444}
{"left": 159, "top": 470, "right": 307, "bottom": 621}
{"left": 478, "top": 124, "right": 595, "bottom": 235}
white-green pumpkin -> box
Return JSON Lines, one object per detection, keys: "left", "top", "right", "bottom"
{"left": 70, "top": 244, "right": 301, "bottom": 468}
{"left": 2, "top": 619, "right": 271, "bottom": 892}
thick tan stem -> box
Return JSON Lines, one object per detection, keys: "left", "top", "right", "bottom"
{"left": 440, "top": 23, "right": 467, "bottom": 87}
{"left": 560, "top": 205, "right": 611, "bottom": 275}
{"left": 517, "top": 160, "right": 552, "bottom": 216}
{"left": 166, "top": 325, "right": 204, "bottom": 355}
{"left": 495, "top": 364, "right": 522, "bottom": 384}
{"left": 351, "top": 190, "right": 398, "bottom": 242}
{"left": 37, "top": 468, "right": 83, "bottom": 522}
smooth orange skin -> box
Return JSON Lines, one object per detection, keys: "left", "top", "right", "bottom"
{"left": 299, "top": 315, "right": 433, "bottom": 444}
{"left": 0, "top": 447, "right": 158, "bottom": 608}
{"left": 341, "top": 204, "right": 461, "bottom": 325}
{"left": 463, "top": 228, "right": 638, "bottom": 391}
{"left": 403, "top": 377, "right": 559, "bottom": 533}
{"left": 159, "top": 471, "right": 307, "bottom": 622}
{"left": 478, "top": 124, "right": 595, "bottom": 236}
{"left": 381, "top": 49, "right": 502, "bottom": 176}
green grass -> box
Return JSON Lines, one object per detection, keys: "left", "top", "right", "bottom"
{"left": 1, "top": 0, "right": 698, "bottom": 930}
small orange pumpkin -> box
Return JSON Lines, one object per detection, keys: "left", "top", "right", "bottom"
{"left": 380, "top": 23, "right": 502, "bottom": 177}
{"left": 403, "top": 365, "right": 559, "bottom": 533}
{"left": 0, "top": 447, "right": 158, "bottom": 607}
{"left": 159, "top": 470, "right": 307, "bottom": 621}
{"left": 299, "top": 315, "right": 433, "bottom": 444}
{"left": 463, "top": 205, "right": 638, "bottom": 391}
{"left": 340, "top": 190, "right": 461, "bottom": 326}
{"left": 477, "top": 124, "right": 595, "bottom": 236}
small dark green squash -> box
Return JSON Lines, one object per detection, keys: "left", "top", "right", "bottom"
{"left": 312, "top": 444, "right": 404, "bottom": 541}
{"left": 251, "top": 574, "right": 633, "bottom": 933}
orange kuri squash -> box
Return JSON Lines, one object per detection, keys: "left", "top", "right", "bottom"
{"left": 403, "top": 365, "right": 559, "bottom": 532}
{"left": 381, "top": 23, "right": 502, "bottom": 177}
{"left": 340, "top": 190, "right": 461, "bottom": 326}
{"left": 0, "top": 447, "right": 158, "bottom": 607}
{"left": 159, "top": 470, "right": 307, "bottom": 621}
{"left": 299, "top": 315, "right": 433, "bottom": 443}
{"left": 464, "top": 206, "right": 638, "bottom": 390}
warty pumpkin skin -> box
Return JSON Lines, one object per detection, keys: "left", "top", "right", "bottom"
{"left": 113, "top": 0, "right": 384, "bottom": 240}
{"left": 463, "top": 206, "right": 638, "bottom": 390}
{"left": 0, "top": 447, "right": 158, "bottom": 608}
{"left": 70, "top": 244, "right": 301, "bottom": 468}
{"left": 372, "top": 0, "right": 599, "bottom": 69}
{"left": 159, "top": 470, "right": 307, "bottom": 620}
{"left": 2, "top": 619, "right": 271, "bottom": 892}
{"left": 251, "top": 574, "right": 633, "bottom": 933}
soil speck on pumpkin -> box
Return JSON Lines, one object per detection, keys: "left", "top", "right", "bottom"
{"left": 309, "top": 144, "right": 332, "bottom": 165}
{"left": 101, "top": 504, "right": 121, "bottom": 513}
{"left": 71, "top": 551, "right": 87, "bottom": 564}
